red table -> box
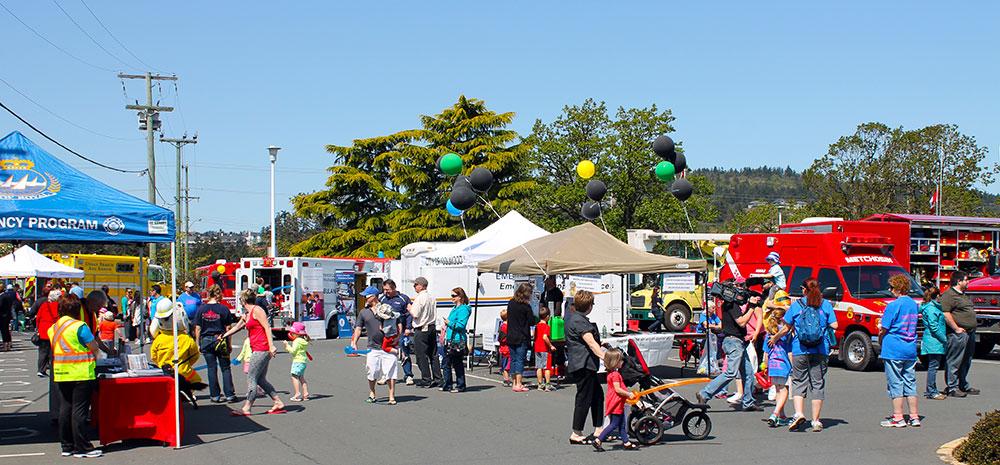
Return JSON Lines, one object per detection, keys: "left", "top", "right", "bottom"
{"left": 93, "top": 376, "right": 183, "bottom": 446}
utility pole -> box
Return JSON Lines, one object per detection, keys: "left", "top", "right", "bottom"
{"left": 159, "top": 134, "right": 197, "bottom": 256}
{"left": 183, "top": 165, "right": 198, "bottom": 275}
{"left": 119, "top": 72, "right": 177, "bottom": 263}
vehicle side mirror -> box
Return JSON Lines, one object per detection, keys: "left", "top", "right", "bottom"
{"left": 822, "top": 287, "right": 841, "bottom": 301}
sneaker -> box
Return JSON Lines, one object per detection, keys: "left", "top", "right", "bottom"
{"left": 726, "top": 393, "right": 741, "bottom": 404}
{"left": 908, "top": 417, "right": 921, "bottom": 427}
{"left": 927, "top": 393, "right": 947, "bottom": 400}
{"left": 880, "top": 417, "right": 907, "bottom": 428}
{"left": 788, "top": 415, "right": 806, "bottom": 431}
{"left": 811, "top": 421, "right": 823, "bottom": 432}
{"left": 73, "top": 450, "right": 102, "bottom": 458}
{"left": 778, "top": 418, "right": 794, "bottom": 427}
{"left": 61, "top": 451, "right": 73, "bottom": 457}
{"left": 948, "top": 390, "right": 967, "bottom": 398}
{"left": 37, "top": 372, "right": 47, "bottom": 378}
{"left": 405, "top": 376, "right": 414, "bottom": 386}
{"left": 450, "top": 387, "right": 459, "bottom": 393}
{"left": 961, "top": 387, "right": 980, "bottom": 395}
{"left": 766, "top": 414, "right": 779, "bottom": 427}
{"left": 226, "top": 396, "right": 239, "bottom": 403}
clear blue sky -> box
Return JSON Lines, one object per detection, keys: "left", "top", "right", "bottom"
{"left": 1, "top": 1, "right": 997, "bottom": 233}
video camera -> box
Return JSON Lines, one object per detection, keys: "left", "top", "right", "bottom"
{"left": 708, "top": 280, "right": 763, "bottom": 306}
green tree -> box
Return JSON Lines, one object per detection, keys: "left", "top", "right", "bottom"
{"left": 292, "top": 96, "right": 535, "bottom": 257}
{"left": 804, "top": 122, "right": 995, "bottom": 218}
{"left": 522, "top": 99, "right": 716, "bottom": 238}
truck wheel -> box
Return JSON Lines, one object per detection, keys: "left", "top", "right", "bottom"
{"left": 841, "top": 331, "right": 874, "bottom": 371}
{"left": 974, "top": 335, "right": 998, "bottom": 358}
{"left": 664, "top": 303, "right": 691, "bottom": 332}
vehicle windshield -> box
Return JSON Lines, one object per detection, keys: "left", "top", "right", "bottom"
{"left": 841, "top": 266, "right": 922, "bottom": 299}
{"left": 148, "top": 266, "right": 166, "bottom": 283}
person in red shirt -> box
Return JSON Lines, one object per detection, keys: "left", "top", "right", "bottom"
{"left": 98, "top": 310, "right": 118, "bottom": 347}
{"left": 593, "top": 348, "right": 639, "bottom": 451}
{"left": 498, "top": 309, "right": 511, "bottom": 387}
{"left": 534, "top": 307, "right": 556, "bottom": 391}
{"left": 34, "top": 289, "right": 62, "bottom": 377}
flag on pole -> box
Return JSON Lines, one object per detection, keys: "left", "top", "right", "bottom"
{"left": 929, "top": 188, "right": 939, "bottom": 213}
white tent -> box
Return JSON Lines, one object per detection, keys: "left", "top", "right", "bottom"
{"left": 422, "top": 210, "right": 549, "bottom": 266}
{"left": 0, "top": 245, "right": 84, "bottom": 278}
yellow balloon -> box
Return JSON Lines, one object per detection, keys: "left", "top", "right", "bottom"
{"left": 216, "top": 265, "right": 226, "bottom": 273}
{"left": 576, "top": 160, "right": 596, "bottom": 179}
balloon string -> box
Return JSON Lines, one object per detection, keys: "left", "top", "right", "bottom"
{"left": 474, "top": 192, "right": 547, "bottom": 279}
{"left": 598, "top": 210, "right": 609, "bottom": 233}
{"left": 681, "top": 203, "right": 705, "bottom": 261}
{"left": 460, "top": 214, "right": 469, "bottom": 239}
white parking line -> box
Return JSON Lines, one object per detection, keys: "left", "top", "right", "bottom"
{"left": 465, "top": 373, "right": 504, "bottom": 384}
{"left": 0, "top": 453, "right": 45, "bottom": 458}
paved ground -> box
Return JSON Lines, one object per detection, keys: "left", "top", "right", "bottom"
{"left": 1, "top": 331, "right": 998, "bottom": 465}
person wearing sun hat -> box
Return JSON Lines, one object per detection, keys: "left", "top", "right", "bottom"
{"left": 284, "top": 322, "right": 311, "bottom": 401}
{"left": 762, "top": 252, "right": 786, "bottom": 300}
{"left": 149, "top": 299, "right": 206, "bottom": 408}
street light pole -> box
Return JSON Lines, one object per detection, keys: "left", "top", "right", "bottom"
{"left": 268, "top": 146, "right": 281, "bottom": 257}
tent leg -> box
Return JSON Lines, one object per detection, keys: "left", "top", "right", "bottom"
{"left": 170, "top": 243, "right": 181, "bottom": 449}
{"left": 620, "top": 274, "right": 625, "bottom": 334}
{"left": 469, "top": 273, "right": 481, "bottom": 371}
{"left": 139, "top": 245, "right": 146, "bottom": 353}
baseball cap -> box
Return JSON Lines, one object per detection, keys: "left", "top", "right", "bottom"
{"left": 184, "top": 281, "right": 195, "bottom": 288}
{"left": 360, "top": 285, "right": 380, "bottom": 297}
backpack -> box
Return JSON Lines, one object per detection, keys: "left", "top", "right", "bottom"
{"left": 795, "top": 302, "right": 826, "bottom": 348}
{"left": 549, "top": 316, "right": 565, "bottom": 342}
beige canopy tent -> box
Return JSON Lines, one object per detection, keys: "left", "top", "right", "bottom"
{"left": 477, "top": 222, "right": 707, "bottom": 275}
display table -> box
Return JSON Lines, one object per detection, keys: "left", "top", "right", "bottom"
{"left": 93, "top": 376, "right": 182, "bottom": 446}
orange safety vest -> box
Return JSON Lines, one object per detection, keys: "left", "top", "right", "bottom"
{"left": 48, "top": 316, "right": 96, "bottom": 382}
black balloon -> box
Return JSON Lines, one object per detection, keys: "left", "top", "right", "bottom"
{"left": 670, "top": 178, "right": 694, "bottom": 202}
{"left": 455, "top": 175, "right": 471, "bottom": 189}
{"left": 653, "top": 135, "right": 676, "bottom": 161}
{"left": 450, "top": 186, "right": 477, "bottom": 210}
{"left": 581, "top": 201, "right": 602, "bottom": 220}
{"left": 673, "top": 152, "right": 687, "bottom": 173}
{"left": 585, "top": 179, "right": 607, "bottom": 202}
{"left": 469, "top": 167, "right": 494, "bottom": 193}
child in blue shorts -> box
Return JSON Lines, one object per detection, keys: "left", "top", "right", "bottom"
{"left": 284, "top": 322, "right": 311, "bottom": 401}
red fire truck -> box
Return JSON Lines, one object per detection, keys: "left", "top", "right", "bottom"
{"left": 194, "top": 260, "right": 240, "bottom": 309}
{"left": 721, "top": 220, "right": 922, "bottom": 371}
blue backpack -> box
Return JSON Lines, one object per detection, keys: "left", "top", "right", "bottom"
{"left": 796, "top": 303, "right": 826, "bottom": 348}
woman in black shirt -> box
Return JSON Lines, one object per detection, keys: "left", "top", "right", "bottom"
{"left": 565, "top": 290, "right": 607, "bottom": 445}
{"left": 505, "top": 283, "right": 535, "bottom": 392}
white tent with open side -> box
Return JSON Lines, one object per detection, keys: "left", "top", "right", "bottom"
{"left": 0, "top": 245, "right": 84, "bottom": 278}
{"left": 421, "top": 210, "right": 550, "bottom": 266}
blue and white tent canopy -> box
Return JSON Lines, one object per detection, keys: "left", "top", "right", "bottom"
{"left": 0, "top": 131, "right": 175, "bottom": 243}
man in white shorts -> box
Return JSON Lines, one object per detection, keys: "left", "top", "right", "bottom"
{"left": 351, "top": 286, "right": 400, "bottom": 405}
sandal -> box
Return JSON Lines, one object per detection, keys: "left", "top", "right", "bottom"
{"left": 623, "top": 442, "right": 640, "bottom": 450}
{"left": 568, "top": 435, "right": 594, "bottom": 445}
{"left": 266, "top": 408, "right": 287, "bottom": 414}
{"left": 289, "top": 396, "right": 303, "bottom": 402}
{"left": 365, "top": 396, "right": 376, "bottom": 404}
{"left": 230, "top": 410, "right": 252, "bottom": 417}
{"left": 387, "top": 399, "right": 397, "bottom": 405}
{"left": 592, "top": 438, "right": 605, "bottom": 452}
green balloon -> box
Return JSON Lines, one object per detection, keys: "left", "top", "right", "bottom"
{"left": 655, "top": 161, "right": 676, "bottom": 182}
{"left": 439, "top": 153, "right": 463, "bottom": 176}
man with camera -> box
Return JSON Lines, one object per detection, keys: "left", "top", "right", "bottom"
{"left": 696, "top": 278, "right": 762, "bottom": 411}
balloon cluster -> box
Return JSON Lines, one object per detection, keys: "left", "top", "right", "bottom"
{"left": 439, "top": 153, "right": 494, "bottom": 216}
{"left": 652, "top": 135, "right": 693, "bottom": 201}
{"left": 575, "top": 160, "right": 607, "bottom": 221}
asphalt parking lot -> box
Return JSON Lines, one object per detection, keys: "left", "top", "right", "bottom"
{"left": 1, "top": 332, "right": 998, "bottom": 465}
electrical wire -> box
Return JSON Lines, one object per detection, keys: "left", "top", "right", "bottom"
{"left": 51, "top": 0, "right": 133, "bottom": 70}
{"left": 0, "top": 98, "right": 147, "bottom": 174}
{"left": 0, "top": 1, "right": 115, "bottom": 73}
{"left": 0, "top": 76, "right": 141, "bottom": 141}
{"left": 78, "top": 0, "right": 165, "bottom": 73}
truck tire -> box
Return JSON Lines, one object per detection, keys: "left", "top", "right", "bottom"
{"left": 841, "top": 331, "right": 874, "bottom": 371}
{"left": 974, "top": 334, "right": 998, "bottom": 358}
{"left": 664, "top": 303, "right": 691, "bottom": 332}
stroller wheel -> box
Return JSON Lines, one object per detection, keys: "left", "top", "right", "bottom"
{"left": 632, "top": 415, "right": 663, "bottom": 445}
{"left": 682, "top": 411, "right": 712, "bottom": 440}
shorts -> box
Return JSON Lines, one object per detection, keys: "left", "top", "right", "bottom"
{"left": 884, "top": 359, "right": 917, "bottom": 398}
{"left": 535, "top": 352, "right": 550, "bottom": 371}
{"left": 791, "top": 354, "right": 828, "bottom": 400}
{"left": 770, "top": 376, "right": 788, "bottom": 387}
{"left": 365, "top": 349, "right": 399, "bottom": 382}
{"left": 509, "top": 343, "right": 528, "bottom": 375}
{"left": 291, "top": 362, "right": 307, "bottom": 378}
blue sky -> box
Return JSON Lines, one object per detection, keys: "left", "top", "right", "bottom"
{"left": 1, "top": 1, "right": 997, "bottom": 233}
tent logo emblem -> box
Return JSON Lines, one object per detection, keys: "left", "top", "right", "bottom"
{"left": 0, "top": 159, "right": 60, "bottom": 200}
{"left": 103, "top": 217, "right": 125, "bottom": 236}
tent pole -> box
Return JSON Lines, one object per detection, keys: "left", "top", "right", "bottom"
{"left": 469, "top": 273, "right": 481, "bottom": 371}
{"left": 139, "top": 245, "right": 146, "bottom": 353}
{"left": 620, "top": 274, "right": 625, "bottom": 334}
{"left": 170, "top": 242, "right": 180, "bottom": 449}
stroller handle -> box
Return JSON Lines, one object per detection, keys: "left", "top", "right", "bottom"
{"left": 626, "top": 378, "right": 711, "bottom": 405}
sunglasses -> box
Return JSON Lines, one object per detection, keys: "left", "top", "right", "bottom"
{"left": 450, "top": 294, "right": 459, "bottom": 298}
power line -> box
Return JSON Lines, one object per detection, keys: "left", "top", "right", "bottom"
{"left": 51, "top": 0, "right": 132, "bottom": 70}
{"left": 0, "top": 1, "right": 115, "bottom": 72}
{"left": 77, "top": 0, "right": 164, "bottom": 73}
{"left": 0, "top": 98, "right": 147, "bottom": 174}
{"left": 0, "top": 76, "right": 141, "bottom": 141}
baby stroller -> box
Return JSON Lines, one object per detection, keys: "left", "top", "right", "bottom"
{"left": 619, "top": 339, "right": 713, "bottom": 445}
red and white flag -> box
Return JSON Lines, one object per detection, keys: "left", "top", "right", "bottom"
{"left": 929, "top": 188, "right": 939, "bottom": 213}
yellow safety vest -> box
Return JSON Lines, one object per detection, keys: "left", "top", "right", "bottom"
{"left": 47, "top": 316, "right": 96, "bottom": 382}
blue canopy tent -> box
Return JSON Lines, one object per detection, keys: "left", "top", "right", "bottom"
{"left": 0, "top": 130, "right": 184, "bottom": 447}
{"left": 0, "top": 131, "right": 175, "bottom": 243}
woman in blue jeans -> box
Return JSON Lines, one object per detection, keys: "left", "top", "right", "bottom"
{"left": 441, "top": 287, "right": 471, "bottom": 393}
{"left": 193, "top": 285, "right": 237, "bottom": 403}
{"left": 504, "top": 283, "right": 536, "bottom": 393}
{"left": 920, "top": 287, "right": 947, "bottom": 400}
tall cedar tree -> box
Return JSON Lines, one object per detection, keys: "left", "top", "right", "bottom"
{"left": 292, "top": 96, "right": 533, "bottom": 257}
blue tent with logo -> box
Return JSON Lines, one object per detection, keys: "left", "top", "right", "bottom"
{"left": 0, "top": 131, "right": 174, "bottom": 243}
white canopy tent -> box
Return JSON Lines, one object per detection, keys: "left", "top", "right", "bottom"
{"left": 0, "top": 245, "right": 84, "bottom": 278}
{"left": 422, "top": 210, "right": 550, "bottom": 266}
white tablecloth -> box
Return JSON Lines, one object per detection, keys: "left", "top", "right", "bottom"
{"left": 602, "top": 333, "right": 675, "bottom": 371}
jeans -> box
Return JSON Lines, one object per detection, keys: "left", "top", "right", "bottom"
{"left": 509, "top": 343, "right": 528, "bottom": 376}
{"left": 414, "top": 326, "right": 442, "bottom": 382}
{"left": 924, "top": 354, "right": 945, "bottom": 397}
{"left": 648, "top": 307, "right": 664, "bottom": 332}
{"left": 57, "top": 380, "right": 94, "bottom": 453}
{"left": 945, "top": 331, "right": 975, "bottom": 392}
{"left": 400, "top": 337, "right": 413, "bottom": 378}
{"left": 571, "top": 369, "right": 604, "bottom": 432}
{"left": 442, "top": 349, "right": 466, "bottom": 390}
{"left": 597, "top": 413, "right": 630, "bottom": 443}
{"left": 699, "top": 336, "right": 755, "bottom": 407}
{"left": 202, "top": 343, "right": 235, "bottom": 399}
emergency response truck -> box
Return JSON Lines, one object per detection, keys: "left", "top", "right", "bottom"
{"left": 194, "top": 260, "right": 240, "bottom": 309}
{"left": 47, "top": 253, "right": 171, "bottom": 303}
{"left": 721, "top": 220, "right": 922, "bottom": 371}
